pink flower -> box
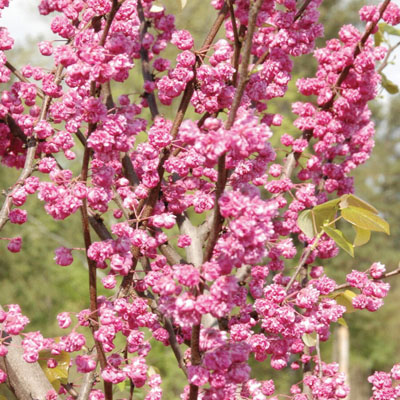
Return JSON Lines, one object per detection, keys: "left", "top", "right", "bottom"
{"left": 102, "top": 274, "right": 116, "bottom": 289}
{"left": 76, "top": 355, "right": 97, "bottom": 373}
{"left": 54, "top": 247, "right": 73, "bottom": 266}
{"left": 188, "top": 365, "right": 209, "bottom": 386}
{"left": 45, "top": 389, "right": 58, "bottom": 400}
{"left": 177, "top": 234, "right": 191, "bottom": 248}
{"left": 8, "top": 209, "right": 27, "bottom": 224}
{"left": 383, "top": 3, "right": 400, "bottom": 26}
{"left": 171, "top": 30, "right": 194, "bottom": 50}
{"left": 7, "top": 237, "right": 22, "bottom": 253}
{"left": 38, "top": 41, "right": 53, "bottom": 56}
{"left": 89, "top": 390, "right": 105, "bottom": 400}
{"left": 57, "top": 312, "right": 72, "bottom": 329}
{"left": 0, "top": 368, "right": 6, "bottom": 383}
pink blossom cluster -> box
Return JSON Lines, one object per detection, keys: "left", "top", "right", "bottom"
{"left": 368, "top": 364, "right": 400, "bottom": 400}
{"left": 346, "top": 263, "right": 390, "bottom": 311}
{"left": 290, "top": 22, "right": 387, "bottom": 195}
{"left": 302, "top": 361, "right": 350, "bottom": 399}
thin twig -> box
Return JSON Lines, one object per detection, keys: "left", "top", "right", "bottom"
{"left": 79, "top": 4, "right": 121, "bottom": 399}
{"left": 335, "top": 266, "right": 400, "bottom": 291}
{"left": 294, "top": 0, "right": 313, "bottom": 22}
{"left": 0, "top": 63, "right": 64, "bottom": 232}
{"left": 280, "top": 0, "right": 392, "bottom": 181}
{"left": 377, "top": 41, "right": 400, "bottom": 74}
{"left": 138, "top": 0, "right": 159, "bottom": 119}
{"left": 189, "top": 2, "right": 264, "bottom": 399}
{"left": 5, "top": 61, "right": 45, "bottom": 99}
{"left": 285, "top": 244, "right": 314, "bottom": 293}
{"left": 203, "top": 0, "right": 264, "bottom": 263}
{"left": 118, "top": 2, "right": 230, "bottom": 296}
{"left": 77, "top": 351, "right": 98, "bottom": 400}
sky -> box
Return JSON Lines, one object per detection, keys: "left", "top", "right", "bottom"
{"left": 1, "top": 0, "right": 399, "bottom": 87}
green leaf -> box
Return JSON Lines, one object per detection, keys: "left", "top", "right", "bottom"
{"left": 337, "top": 317, "right": 348, "bottom": 327}
{"left": 322, "top": 226, "right": 354, "bottom": 257}
{"left": 117, "top": 381, "right": 127, "bottom": 392}
{"left": 250, "top": 65, "right": 263, "bottom": 75}
{"left": 374, "top": 29, "right": 383, "bottom": 46}
{"left": 341, "top": 206, "right": 390, "bottom": 235}
{"left": 302, "top": 332, "right": 317, "bottom": 347}
{"left": 379, "top": 22, "right": 400, "bottom": 37}
{"left": 339, "top": 194, "right": 378, "bottom": 214}
{"left": 38, "top": 350, "right": 70, "bottom": 391}
{"left": 334, "top": 290, "right": 356, "bottom": 313}
{"left": 381, "top": 73, "right": 399, "bottom": 94}
{"left": 297, "top": 209, "right": 316, "bottom": 238}
{"left": 353, "top": 225, "right": 371, "bottom": 247}
{"left": 312, "top": 198, "right": 340, "bottom": 231}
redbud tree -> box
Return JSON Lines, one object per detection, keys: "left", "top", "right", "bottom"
{"left": 0, "top": 0, "right": 400, "bottom": 399}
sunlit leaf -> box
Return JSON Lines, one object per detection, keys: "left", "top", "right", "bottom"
{"left": 312, "top": 198, "right": 340, "bottom": 231}
{"left": 341, "top": 206, "right": 390, "bottom": 234}
{"left": 374, "top": 29, "right": 383, "bottom": 46}
{"left": 337, "top": 317, "right": 348, "bottom": 327}
{"left": 38, "top": 350, "right": 70, "bottom": 391}
{"left": 334, "top": 290, "right": 356, "bottom": 313}
{"left": 117, "top": 380, "right": 127, "bottom": 392}
{"left": 297, "top": 209, "right": 315, "bottom": 239}
{"left": 339, "top": 194, "right": 378, "bottom": 214}
{"left": 381, "top": 73, "right": 399, "bottom": 94}
{"left": 353, "top": 225, "right": 371, "bottom": 247}
{"left": 180, "top": 0, "right": 187, "bottom": 8}
{"left": 379, "top": 22, "right": 400, "bottom": 37}
{"left": 150, "top": 3, "right": 164, "bottom": 13}
{"left": 323, "top": 226, "right": 354, "bottom": 257}
{"left": 250, "top": 65, "right": 263, "bottom": 75}
{"left": 302, "top": 332, "right": 317, "bottom": 347}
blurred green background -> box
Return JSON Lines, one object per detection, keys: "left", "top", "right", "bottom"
{"left": 1, "top": 0, "right": 400, "bottom": 398}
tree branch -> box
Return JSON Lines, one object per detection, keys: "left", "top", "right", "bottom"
{"left": 204, "top": 0, "right": 264, "bottom": 263}
{"left": 138, "top": 0, "right": 159, "bottom": 119}
{"left": 0, "top": 306, "right": 60, "bottom": 400}
{"left": 0, "top": 64, "right": 64, "bottom": 233}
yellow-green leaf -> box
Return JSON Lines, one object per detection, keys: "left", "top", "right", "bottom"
{"left": 379, "top": 22, "right": 400, "bottom": 37}
{"left": 341, "top": 206, "right": 390, "bottom": 234}
{"left": 302, "top": 332, "right": 317, "bottom": 347}
{"left": 334, "top": 290, "right": 356, "bottom": 313}
{"left": 381, "top": 73, "right": 399, "bottom": 94}
{"left": 337, "top": 317, "right": 348, "bottom": 327}
{"left": 374, "top": 29, "right": 383, "bottom": 46}
{"left": 339, "top": 194, "right": 378, "bottom": 214}
{"left": 250, "top": 65, "right": 263, "bottom": 75}
{"left": 117, "top": 380, "right": 127, "bottom": 392}
{"left": 323, "top": 226, "right": 354, "bottom": 257}
{"left": 38, "top": 350, "right": 70, "bottom": 391}
{"left": 297, "top": 209, "right": 315, "bottom": 239}
{"left": 312, "top": 198, "right": 340, "bottom": 231}
{"left": 353, "top": 225, "right": 371, "bottom": 247}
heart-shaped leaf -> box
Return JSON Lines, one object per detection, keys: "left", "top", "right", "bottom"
{"left": 323, "top": 226, "right": 354, "bottom": 257}
{"left": 353, "top": 226, "right": 371, "bottom": 247}
{"left": 341, "top": 206, "right": 390, "bottom": 234}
